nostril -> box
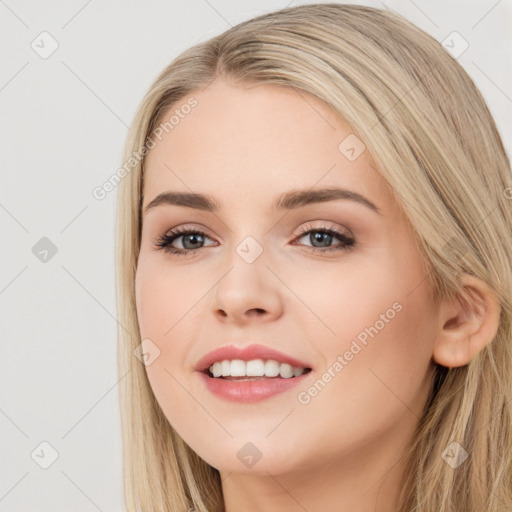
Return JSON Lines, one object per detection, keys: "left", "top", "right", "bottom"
{"left": 247, "top": 308, "right": 266, "bottom": 316}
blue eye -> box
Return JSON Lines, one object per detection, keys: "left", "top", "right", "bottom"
{"left": 155, "top": 226, "right": 217, "bottom": 256}
{"left": 293, "top": 223, "right": 356, "bottom": 253}
{"left": 154, "top": 223, "right": 355, "bottom": 256}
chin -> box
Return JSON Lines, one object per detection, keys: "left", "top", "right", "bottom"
{"left": 192, "top": 436, "right": 307, "bottom": 475}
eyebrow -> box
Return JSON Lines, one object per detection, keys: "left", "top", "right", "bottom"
{"left": 143, "top": 187, "right": 381, "bottom": 215}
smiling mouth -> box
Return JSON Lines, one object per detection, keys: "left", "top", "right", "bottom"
{"left": 204, "top": 366, "right": 312, "bottom": 380}
{"left": 198, "top": 358, "right": 313, "bottom": 403}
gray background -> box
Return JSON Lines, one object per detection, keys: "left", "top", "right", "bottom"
{"left": 1, "top": 0, "right": 511, "bottom": 510}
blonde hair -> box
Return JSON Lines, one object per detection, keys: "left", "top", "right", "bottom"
{"left": 115, "top": 3, "right": 512, "bottom": 511}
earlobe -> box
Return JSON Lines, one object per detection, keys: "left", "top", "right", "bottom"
{"left": 432, "top": 274, "right": 501, "bottom": 368}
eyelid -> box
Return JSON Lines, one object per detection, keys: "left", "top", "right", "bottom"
{"left": 295, "top": 220, "right": 353, "bottom": 237}
{"left": 163, "top": 223, "right": 217, "bottom": 239}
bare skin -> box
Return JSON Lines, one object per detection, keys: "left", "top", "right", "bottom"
{"left": 135, "top": 79, "right": 501, "bottom": 512}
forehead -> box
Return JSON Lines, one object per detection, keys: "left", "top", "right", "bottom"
{"left": 142, "top": 80, "right": 395, "bottom": 214}
{"left": 146, "top": 80, "right": 349, "bottom": 164}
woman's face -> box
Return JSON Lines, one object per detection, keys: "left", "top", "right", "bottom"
{"left": 135, "top": 79, "right": 439, "bottom": 478}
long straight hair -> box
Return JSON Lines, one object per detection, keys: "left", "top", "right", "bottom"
{"left": 115, "top": 4, "right": 512, "bottom": 511}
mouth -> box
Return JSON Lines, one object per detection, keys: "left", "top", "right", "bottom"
{"left": 202, "top": 359, "right": 313, "bottom": 380}
{"left": 198, "top": 359, "right": 313, "bottom": 403}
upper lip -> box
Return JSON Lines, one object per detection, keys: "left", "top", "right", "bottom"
{"left": 195, "top": 344, "right": 313, "bottom": 372}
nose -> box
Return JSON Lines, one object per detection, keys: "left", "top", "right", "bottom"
{"left": 210, "top": 249, "right": 284, "bottom": 325}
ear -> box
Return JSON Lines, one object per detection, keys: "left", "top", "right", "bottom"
{"left": 432, "top": 274, "right": 501, "bottom": 368}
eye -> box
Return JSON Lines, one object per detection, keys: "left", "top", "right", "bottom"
{"left": 154, "top": 225, "right": 217, "bottom": 256}
{"left": 292, "top": 222, "right": 356, "bottom": 253}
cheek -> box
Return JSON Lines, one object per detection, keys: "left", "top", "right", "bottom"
{"left": 296, "top": 264, "right": 434, "bottom": 442}
{"left": 134, "top": 258, "right": 205, "bottom": 428}
{"left": 134, "top": 259, "right": 194, "bottom": 393}
{"left": 135, "top": 257, "right": 204, "bottom": 339}
{"left": 278, "top": 254, "right": 409, "bottom": 344}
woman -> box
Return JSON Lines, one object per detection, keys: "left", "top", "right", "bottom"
{"left": 115, "top": 4, "right": 512, "bottom": 511}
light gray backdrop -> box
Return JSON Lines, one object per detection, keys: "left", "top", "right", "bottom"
{"left": 1, "top": 0, "right": 511, "bottom": 510}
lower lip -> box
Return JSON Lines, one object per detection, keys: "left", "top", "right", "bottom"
{"left": 198, "top": 371, "right": 311, "bottom": 403}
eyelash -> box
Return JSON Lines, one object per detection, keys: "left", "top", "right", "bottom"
{"left": 154, "top": 223, "right": 356, "bottom": 257}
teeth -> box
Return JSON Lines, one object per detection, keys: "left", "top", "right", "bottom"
{"left": 264, "top": 360, "right": 280, "bottom": 377}
{"left": 208, "top": 359, "right": 307, "bottom": 379}
{"left": 221, "top": 360, "right": 230, "bottom": 377}
{"left": 247, "top": 359, "right": 265, "bottom": 376}
{"left": 280, "top": 363, "right": 294, "bottom": 378}
{"left": 293, "top": 366, "right": 304, "bottom": 377}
